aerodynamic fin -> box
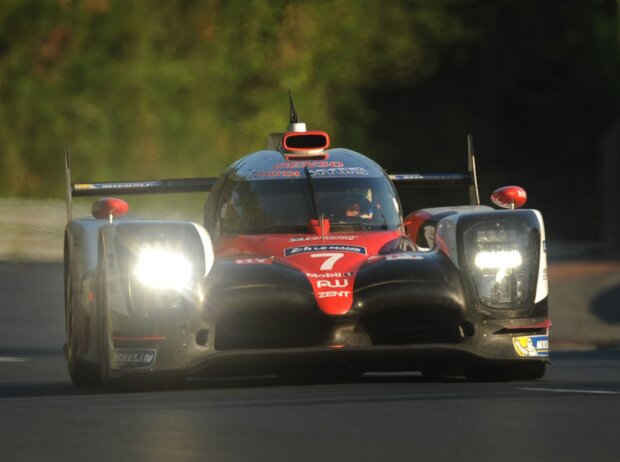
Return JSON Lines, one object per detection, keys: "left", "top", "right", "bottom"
{"left": 389, "top": 134, "right": 481, "bottom": 206}
{"left": 467, "top": 134, "right": 481, "bottom": 205}
{"left": 289, "top": 89, "right": 299, "bottom": 124}
{"left": 65, "top": 146, "right": 72, "bottom": 222}
{"left": 287, "top": 90, "right": 307, "bottom": 132}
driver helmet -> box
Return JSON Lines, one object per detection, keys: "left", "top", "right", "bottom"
{"left": 345, "top": 194, "right": 373, "bottom": 219}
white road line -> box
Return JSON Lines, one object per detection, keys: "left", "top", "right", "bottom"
{"left": 520, "top": 387, "right": 620, "bottom": 395}
{"left": 0, "top": 356, "right": 27, "bottom": 363}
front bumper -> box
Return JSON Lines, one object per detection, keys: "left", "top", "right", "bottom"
{"left": 107, "top": 311, "right": 550, "bottom": 379}
{"left": 107, "top": 254, "right": 549, "bottom": 380}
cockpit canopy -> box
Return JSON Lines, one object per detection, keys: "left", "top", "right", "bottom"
{"left": 205, "top": 149, "right": 402, "bottom": 238}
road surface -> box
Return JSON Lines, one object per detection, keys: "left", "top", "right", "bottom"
{"left": 1, "top": 261, "right": 619, "bottom": 462}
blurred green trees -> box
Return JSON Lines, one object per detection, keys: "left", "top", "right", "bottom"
{"left": 0, "top": 0, "right": 468, "bottom": 196}
{"left": 0, "top": 0, "right": 498, "bottom": 196}
{"left": 0, "top": 0, "right": 619, "bottom": 241}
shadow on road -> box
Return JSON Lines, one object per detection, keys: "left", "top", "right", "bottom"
{"left": 0, "top": 347, "right": 64, "bottom": 358}
{"left": 0, "top": 382, "right": 102, "bottom": 399}
{"left": 0, "top": 373, "right": 436, "bottom": 400}
{"left": 591, "top": 283, "right": 620, "bottom": 324}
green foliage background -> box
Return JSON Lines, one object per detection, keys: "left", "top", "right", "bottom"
{"left": 0, "top": 0, "right": 618, "bottom": 239}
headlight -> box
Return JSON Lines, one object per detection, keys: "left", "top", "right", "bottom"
{"left": 475, "top": 250, "right": 522, "bottom": 272}
{"left": 463, "top": 220, "right": 536, "bottom": 310}
{"left": 133, "top": 247, "right": 193, "bottom": 290}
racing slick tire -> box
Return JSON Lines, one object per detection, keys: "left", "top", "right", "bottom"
{"left": 65, "top": 301, "right": 99, "bottom": 388}
{"left": 64, "top": 242, "right": 98, "bottom": 387}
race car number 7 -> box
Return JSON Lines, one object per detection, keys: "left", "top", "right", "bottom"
{"left": 311, "top": 253, "right": 344, "bottom": 270}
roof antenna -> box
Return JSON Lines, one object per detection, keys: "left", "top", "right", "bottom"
{"left": 289, "top": 89, "right": 299, "bottom": 124}
{"left": 288, "top": 90, "right": 306, "bottom": 132}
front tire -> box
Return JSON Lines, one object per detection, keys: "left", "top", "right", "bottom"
{"left": 96, "top": 271, "right": 124, "bottom": 391}
{"left": 65, "top": 237, "right": 98, "bottom": 387}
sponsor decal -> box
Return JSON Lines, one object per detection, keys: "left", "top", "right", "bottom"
{"left": 74, "top": 181, "right": 160, "bottom": 190}
{"left": 368, "top": 254, "right": 423, "bottom": 263}
{"left": 306, "top": 272, "right": 355, "bottom": 278}
{"left": 513, "top": 335, "right": 549, "bottom": 357}
{"left": 384, "top": 253, "right": 424, "bottom": 261}
{"left": 289, "top": 235, "right": 358, "bottom": 242}
{"left": 284, "top": 245, "right": 366, "bottom": 257}
{"left": 251, "top": 170, "right": 301, "bottom": 178}
{"left": 112, "top": 349, "right": 157, "bottom": 369}
{"left": 389, "top": 174, "right": 425, "bottom": 181}
{"left": 234, "top": 258, "right": 273, "bottom": 264}
{"left": 274, "top": 161, "right": 344, "bottom": 169}
{"left": 318, "top": 290, "right": 350, "bottom": 299}
{"left": 317, "top": 279, "right": 349, "bottom": 288}
{"left": 308, "top": 167, "right": 369, "bottom": 176}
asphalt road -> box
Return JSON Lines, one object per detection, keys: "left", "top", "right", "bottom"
{"left": 1, "top": 261, "right": 620, "bottom": 462}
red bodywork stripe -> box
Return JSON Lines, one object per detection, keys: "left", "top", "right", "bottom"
{"left": 500, "top": 320, "right": 552, "bottom": 330}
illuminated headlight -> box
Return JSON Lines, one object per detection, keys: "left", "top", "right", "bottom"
{"left": 133, "top": 248, "right": 193, "bottom": 290}
{"left": 464, "top": 221, "right": 536, "bottom": 310}
{"left": 475, "top": 250, "right": 522, "bottom": 270}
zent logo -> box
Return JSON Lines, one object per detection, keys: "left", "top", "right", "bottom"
{"left": 318, "top": 291, "right": 350, "bottom": 299}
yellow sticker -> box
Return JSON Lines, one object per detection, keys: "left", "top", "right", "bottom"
{"left": 513, "top": 335, "right": 549, "bottom": 357}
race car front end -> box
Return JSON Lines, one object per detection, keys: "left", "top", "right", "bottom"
{"left": 184, "top": 207, "right": 549, "bottom": 380}
{"left": 64, "top": 104, "right": 549, "bottom": 386}
{"left": 98, "top": 209, "right": 548, "bottom": 383}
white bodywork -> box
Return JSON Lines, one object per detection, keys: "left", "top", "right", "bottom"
{"left": 65, "top": 218, "right": 214, "bottom": 317}
{"left": 419, "top": 205, "right": 548, "bottom": 304}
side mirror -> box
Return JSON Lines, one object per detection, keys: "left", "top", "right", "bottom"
{"left": 91, "top": 197, "right": 129, "bottom": 221}
{"left": 491, "top": 186, "right": 527, "bottom": 209}
{"left": 404, "top": 210, "right": 435, "bottom": 250}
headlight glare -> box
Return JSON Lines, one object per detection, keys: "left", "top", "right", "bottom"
{"left": 474, "top": 250, "right": 522, "bottom": 270}
{"left": 464, "top": 220, "right": 536, "bottom": 310}
{"left": 133, "top": 248, "right": 193, "bottom": 290}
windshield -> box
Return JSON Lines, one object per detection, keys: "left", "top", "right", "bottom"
{"left": 218, "top": 177, "right": 401, "bottom": 235}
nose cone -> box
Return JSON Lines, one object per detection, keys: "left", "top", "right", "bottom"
{"left": 284, "top": 243, "right": 367, "bottom": 315}
{"left": 308, "top": 271, "right": 357, "bottom": 315}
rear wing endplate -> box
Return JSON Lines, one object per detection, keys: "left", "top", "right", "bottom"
{"left": 388, "top": 134, "right": 480, "bottom": 206}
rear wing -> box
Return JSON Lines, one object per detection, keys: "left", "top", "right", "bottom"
{"left": 64, "top": 147, "right": 217, "bottom": 221}
{"left": 388, "top": 134, "right": 480, "bottom": 206}
{"left": 65, "top": 134, "right": 480, "bottom": 221}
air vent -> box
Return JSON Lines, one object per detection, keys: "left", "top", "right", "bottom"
{"left": 282, "top": 131, "right": 330, "bottom": 154}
